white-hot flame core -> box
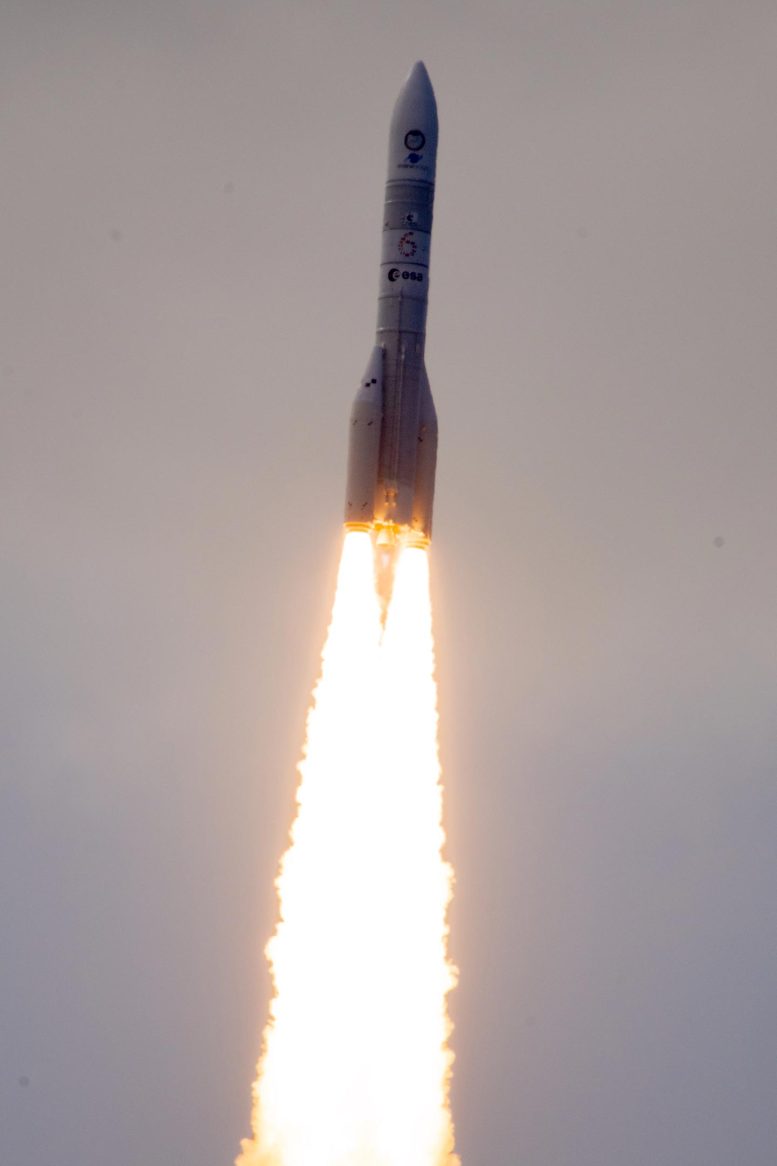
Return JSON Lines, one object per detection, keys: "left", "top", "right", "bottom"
{"left": 237, "top": 532, "right": 458, "bottom": 1166}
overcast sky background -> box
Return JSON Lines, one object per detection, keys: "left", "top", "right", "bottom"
{"left": 2, "top": 2, "right": 776, "bottom": 1164}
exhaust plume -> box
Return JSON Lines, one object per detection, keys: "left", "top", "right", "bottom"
{"left": 237, "top": 532, "right": 458, "bottom": 1166}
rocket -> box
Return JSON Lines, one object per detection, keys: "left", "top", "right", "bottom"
{"left": 344, "top": 61, "right": 439, "bottom": 549}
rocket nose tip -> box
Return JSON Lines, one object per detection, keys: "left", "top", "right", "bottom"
{"left": 399, "top": 59, "right": 436, "bottom": 113}
{"left": 407, "top": 60, "right": 433, "bottom": 88}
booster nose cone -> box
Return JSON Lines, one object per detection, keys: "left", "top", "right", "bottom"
{"left": 387, "top": 60, "right": 438, "bottom": 183}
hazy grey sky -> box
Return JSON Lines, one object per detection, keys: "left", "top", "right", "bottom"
{"left": 2, "top": 2, "right": 776, "bottom": 1164}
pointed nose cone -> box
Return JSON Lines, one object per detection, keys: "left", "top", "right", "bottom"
{"left": 387, "top": 60, "right": 438, "bottom": 184}
{"left": 406, "top": 60, "right": 435, "bottom": 102}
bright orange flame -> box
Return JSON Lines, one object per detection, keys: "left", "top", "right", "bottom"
{"left": 237, "top": 531, "right": 458, "bottom": 1166}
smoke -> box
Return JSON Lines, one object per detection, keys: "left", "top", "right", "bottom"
{"left": 237, "top": 531, "right": 458, "bottom": 1166}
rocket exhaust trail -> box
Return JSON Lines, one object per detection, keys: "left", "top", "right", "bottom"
{"left": 237, "top": 63, "right": 457, "bottom": 1166}
{"left": 237, "top": 533, "right": 457, "bottom": 1166}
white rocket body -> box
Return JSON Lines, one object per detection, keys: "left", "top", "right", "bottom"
{"left": 344, "top": 62, "right": 439, "bottom": 546}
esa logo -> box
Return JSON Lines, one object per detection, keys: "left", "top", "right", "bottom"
{"left": 388, "top": 268, "right": 424, "bottom": 283}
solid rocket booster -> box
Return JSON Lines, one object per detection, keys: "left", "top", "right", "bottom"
{"left": 345, "top": 61, "right": 439, "bottom": 547}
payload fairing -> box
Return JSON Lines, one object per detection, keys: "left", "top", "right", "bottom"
{"left": 344, "top": 61, "right": 439, "bottom": 548}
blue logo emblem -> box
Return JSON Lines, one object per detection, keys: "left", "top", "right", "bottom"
{"left": 405, "top": 152, "right": 423, "bottom": 165}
